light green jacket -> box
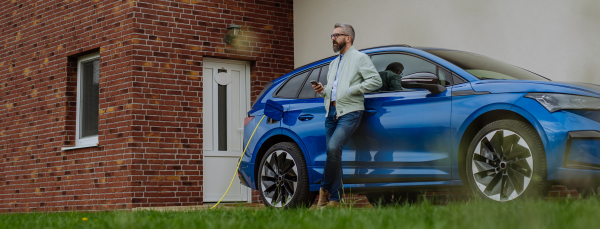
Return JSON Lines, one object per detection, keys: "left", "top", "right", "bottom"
{"left": 320, "top": 46, "right": 382, "bottom": 117}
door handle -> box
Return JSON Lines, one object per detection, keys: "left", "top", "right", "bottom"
{"left": 364, "top": 109, "right": 378, "bottom": 116}
{"left": 298, "top": 114, "right": 314, "bottom": 121}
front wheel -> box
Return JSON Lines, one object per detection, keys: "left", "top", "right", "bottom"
{"left": 465, "top": 120, "right": 551, "bottom": 202}
{"left": 257, "top": 142, "right": 315, "bottom": 208}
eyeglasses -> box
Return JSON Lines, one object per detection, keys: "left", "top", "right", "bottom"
{"left": 331, "top": 33, "right": 349, "bottom": 39}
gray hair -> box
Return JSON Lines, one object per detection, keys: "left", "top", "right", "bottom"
{"left": 334, "top": 23, "right": 355, "bottom": 44}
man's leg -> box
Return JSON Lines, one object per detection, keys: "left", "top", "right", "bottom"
{"left": 318, "top": 106, "right": 338, "bottom": 207}
{"left": 322, "top": 110, "right": 364, "bottom": 204}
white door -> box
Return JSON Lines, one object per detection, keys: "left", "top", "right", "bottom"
{"left": 202, "top": 59, "right": 252, "bottom": 202}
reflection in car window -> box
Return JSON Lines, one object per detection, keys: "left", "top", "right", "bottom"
{"left": 372, "top": 54, "right": 437, "bottom": 76}
{"left": 425, "top": 50, "right": 549, "bottom": 81}
{"left": 298, "top": 68, "right": 320, "bottom": 99}
{"left": 371, "top": 53, "right": 437, "bottom": 92}
{"left": 275, "top": 71, "right": 310, "bottom": 98}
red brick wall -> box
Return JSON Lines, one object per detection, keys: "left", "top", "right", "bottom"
{"left": 0, "top": 0, "right": 293, "bottom": 212}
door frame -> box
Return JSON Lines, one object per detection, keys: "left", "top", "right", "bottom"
{"left": 202, "top": 58, "right": 253, "bottom": 203}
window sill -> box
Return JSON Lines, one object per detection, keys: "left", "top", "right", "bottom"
{"left": 61, "top": 143, "right": 99, "bottom": 151}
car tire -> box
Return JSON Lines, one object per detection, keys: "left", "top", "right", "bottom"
{"left": 366, "top": 192, "right": 419, "bottom": 207}
{"left": 257, "top": 142, "right": 314, "bottom": 208}
{"left": 465, "top": 119, "right": 551, "bottom": 202}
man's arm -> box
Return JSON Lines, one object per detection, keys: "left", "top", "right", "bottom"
{"left": 349, "top": 54, "right": 382, "bottom": 95}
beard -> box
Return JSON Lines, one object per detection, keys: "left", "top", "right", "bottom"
{"left": 332, "top": 40, "right": 346, "bottom": 53}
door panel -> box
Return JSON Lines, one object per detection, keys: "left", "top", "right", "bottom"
{"left": 353, "top": 90, "right": 452, "bottom": 181}
{"left": 350, "top": 52, "right": 453, "bottom": 182}
{"left": 203, "top": 60, "right": 250, "bottom": 202}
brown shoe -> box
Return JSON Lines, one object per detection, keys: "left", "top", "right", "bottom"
{"left": 326, "top": 200, "right": 340, "bottom": 208}
{"left": 317, "top": 188, "right": 330, "bottom": 208}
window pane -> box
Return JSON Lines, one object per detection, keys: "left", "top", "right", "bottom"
{"left": 438, "top": 67, "right": 451, "bottom": 86}
{"left": 371, "top": 54, "right": 437, "bottom": 92}
{"left": 452, "top": 73, "right": 468, "bottom": 85}
{"left": 80, "top": 60, "right": 99, "bottom": 138}
{"left": 276, "top": 71, "right": 310, "bottom": 98}
{"left": 298, "top": 68, "right": 320, "bottom": 99}
{"left": 218, "top": 85, "right": 227, "bottom": 151}
{"left": 371, "top": 54, "right": 436, "bottom": 76}
{"left": 319, "top": 65, "right": 329, "bottom": 86}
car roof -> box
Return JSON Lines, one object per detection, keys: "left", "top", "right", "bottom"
{"left": 275, "top": 45, "right": 457, "bottom": 85}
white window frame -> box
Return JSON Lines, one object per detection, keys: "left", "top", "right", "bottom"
{"left": 64, "top": 53, "right": 100, "bottom": 150}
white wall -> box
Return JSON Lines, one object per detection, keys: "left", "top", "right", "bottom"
{"left": 294, "top": 0, "right": 600, "bottom": 83}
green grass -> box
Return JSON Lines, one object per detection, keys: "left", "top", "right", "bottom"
{"left": 2, "top": 198, "right": 600, "bottom": 229}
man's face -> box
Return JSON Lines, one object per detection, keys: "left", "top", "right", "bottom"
{"left": 332, "top": 27, "right": 347, "bottom": 53}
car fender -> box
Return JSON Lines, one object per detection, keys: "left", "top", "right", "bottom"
{"left": 452, "top": 93, "right": 529, "bottom": 179}
{"left": 511, "top": 97, "right": 569, "bottom": 179}
{"left": 452, "top": 99, "right": 556, "bottom": 180}
{"left": 248, "top": 128, "right": 313, "bottom": 188}
{"left": 280, "top": 128, "right": 314, "bottom": 165}
{"left": 243, "top": 127, "right": 281, "bottom": 190}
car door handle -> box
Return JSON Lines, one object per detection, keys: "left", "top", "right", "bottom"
{"left": 298, "top": 114, "right": 314, "bottom": 121}
{"left": 364, "top": 109, "right": 378, "bottom": 116}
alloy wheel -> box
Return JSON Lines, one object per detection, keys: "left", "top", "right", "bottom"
{"left": 472, "top": 129, "right": 534, "bottom": 201}
{"left": 260, "top": 150, "right": 298, "bottom": 207}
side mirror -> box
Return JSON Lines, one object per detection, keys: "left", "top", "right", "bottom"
{"left": 401, "top": 72, "right": 447, "bottom": 94}
{"left": 264, "top": 99, "right": 284, "bottom": 121}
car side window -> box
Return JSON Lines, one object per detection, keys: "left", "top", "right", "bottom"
{"left": 275, "top": 71, "right": 310, "bottom": 98}
{"left": 438, "top": 67, "right": 452, "bottom": 86}
{"left": 452, "top": 73, "right": 468, "bottom": 85}
{"left": 371, "top": 53, "right": 438, "bottom": 93}
{"left": 298, "top": 68, "right": 321, "bottom": 99}
{"left": 319, "top": 65, "right": 329, "bottom": 86}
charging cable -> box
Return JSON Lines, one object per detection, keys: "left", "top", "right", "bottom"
{"left": 210, "top": 115, "right": 267, "bottom": 210}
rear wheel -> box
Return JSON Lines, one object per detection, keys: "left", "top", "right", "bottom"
{"left": 465, "top": 120, "right": 551, "bottom": 202}
{"left": 257, "top": 142, "right": 315, "bottom": 208}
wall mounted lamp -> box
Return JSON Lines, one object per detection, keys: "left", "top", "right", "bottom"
{"left": 224, "top": 24, "right": 241, "bottom": 44}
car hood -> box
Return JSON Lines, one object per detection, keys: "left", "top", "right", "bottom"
{"left": 470, "top": 80, "right": 600, "bottom": 97}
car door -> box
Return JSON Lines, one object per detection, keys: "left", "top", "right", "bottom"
{"left": 352, "top": 52, "right": 453, "bottom": 182}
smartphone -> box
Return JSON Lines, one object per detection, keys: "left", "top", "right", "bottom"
{"left": 310, "top": 80, "right": 319, "bottom": 86}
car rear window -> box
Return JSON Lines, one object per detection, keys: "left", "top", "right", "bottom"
{"left": 252, "top": 81, "right": 273, "bottom": 107}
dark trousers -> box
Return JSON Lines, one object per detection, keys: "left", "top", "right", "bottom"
{"left": 321, "top": 105, "right": 363, "bottom": 201}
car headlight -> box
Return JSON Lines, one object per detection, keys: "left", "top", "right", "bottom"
{"left": 525, "top": 93, "right": 600, "bottom": 112}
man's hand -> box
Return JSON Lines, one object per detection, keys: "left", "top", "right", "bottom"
{"left": 312, "top": 82, "right": 324, "bottom": 94}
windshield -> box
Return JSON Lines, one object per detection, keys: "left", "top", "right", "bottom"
{"left": 425, "top": 50, "right": 550, "bottom": 81}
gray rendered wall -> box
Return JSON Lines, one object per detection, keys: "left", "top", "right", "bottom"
{"left": 294, "top": 0, "right": 600, "bottom": 84}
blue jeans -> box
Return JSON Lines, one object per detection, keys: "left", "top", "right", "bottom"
{"left": 321, "top": 105, "right": 363, "bottom": 201}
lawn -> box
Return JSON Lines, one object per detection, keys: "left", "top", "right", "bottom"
{"left": 2, "top": 198, "right": 600, "bottom": 229}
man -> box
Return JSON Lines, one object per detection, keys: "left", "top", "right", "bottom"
{"left": 312, "top": 23, "right": 382, "bottom": 208}
{"left": 374, "top": 62, "right": 404, "bottom": 92}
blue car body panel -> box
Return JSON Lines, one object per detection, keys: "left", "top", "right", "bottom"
{"left": 240, "top": 46, "right": 600, "bottom": 192}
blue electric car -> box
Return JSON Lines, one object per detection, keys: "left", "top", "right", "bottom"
{"left": 238, "top": 45, "right": 600, "bottom": 208}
